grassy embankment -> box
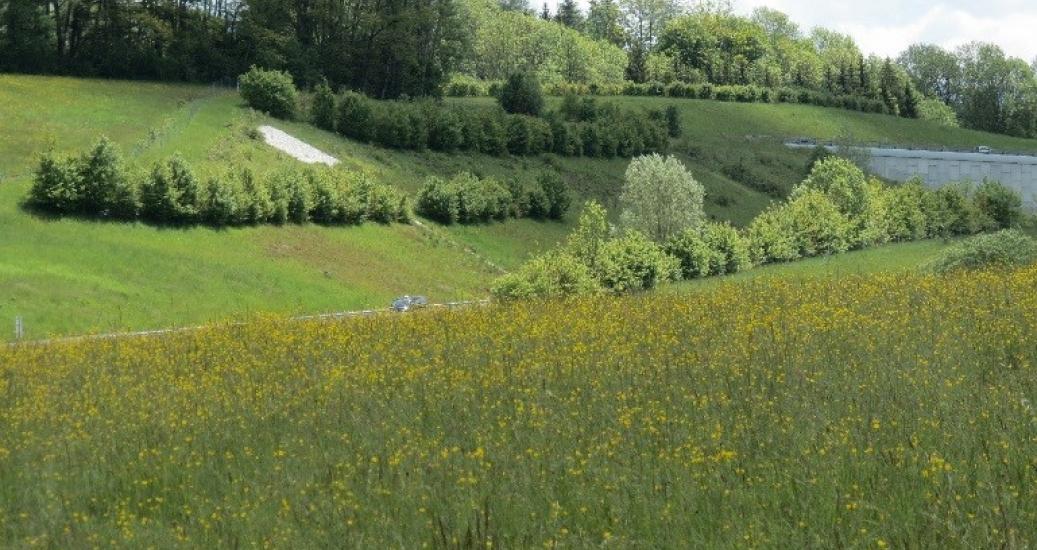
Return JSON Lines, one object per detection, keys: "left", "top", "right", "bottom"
{"left": 4, "top": 74, "right": 1035, "bottom": 338}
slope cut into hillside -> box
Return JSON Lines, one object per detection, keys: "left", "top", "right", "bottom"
{"left": 258, "top": 125, "right": 339, "bottom": 166}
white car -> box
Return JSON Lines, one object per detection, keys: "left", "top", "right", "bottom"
{"left": 975, "top": 146, "right": 992, "bottom": 154}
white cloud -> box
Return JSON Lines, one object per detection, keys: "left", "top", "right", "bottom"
{"left": 545, "top": 0, "right": 1037, "bottom": 61}
{"left": 731, "top": 1, "right": 1037, "bottom": 60}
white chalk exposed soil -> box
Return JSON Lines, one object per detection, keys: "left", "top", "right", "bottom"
{"left": 258, "top": 125, "right": 339, "bottom": 166}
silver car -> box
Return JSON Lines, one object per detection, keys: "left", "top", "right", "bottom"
{"left": 391, "top": 295, "right": 429, "bottom": 312}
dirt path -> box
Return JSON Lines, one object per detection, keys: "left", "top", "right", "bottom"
{"left": 258, "top": 125, "right": 339, "bottom": 166}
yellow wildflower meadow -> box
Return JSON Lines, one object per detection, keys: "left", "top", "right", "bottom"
{"left": 1, "top": 267, "right": 1037, "bottom": 547}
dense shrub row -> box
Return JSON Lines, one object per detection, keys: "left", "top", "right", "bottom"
{"left": 622, "top": 82, "right": 891, "bottom": 114}
{"left": 325, "top": 91, "right": 670, "bottom": 158}
{"left": 29, "top": 139, "right": 409, "bottom": 226}
{"left": 238, "top": 68, "right": 674, "bottom": 159}
{"left": 493, "top": 156, "right": 1028, "bottom": 300}
{"left": 415, "top": 172, "right": 570, "bottom": 225}
{"left": 444, "top": 74, "right": 497, "bottom": 98}
{"left": 745, "top": 160, "right": 1019, "bottom": 266}
{"left": 444, "top": 74, "right": 893, "bottom": 117}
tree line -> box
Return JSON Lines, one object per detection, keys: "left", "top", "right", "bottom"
{"left": 0, "top": 0, "right": 466, "bottom": 97}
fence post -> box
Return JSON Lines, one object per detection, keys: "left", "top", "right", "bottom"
{"left": 14, "top": 316, "right": 23, "bottom": 341}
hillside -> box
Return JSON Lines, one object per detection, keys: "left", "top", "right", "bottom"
{"left": 4, "top": 74, "right": 1037, "bottom": 339}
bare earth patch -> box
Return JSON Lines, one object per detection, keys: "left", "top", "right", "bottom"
{"left": 258, "top": 125, "right": 339, "bottom": 166}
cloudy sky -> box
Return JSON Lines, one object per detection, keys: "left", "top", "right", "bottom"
{"left": 731, "top": 0, "right": 1037, "bottom": 61}
{"left": 548, "top": 0, "right": 1037, "bottom": 62}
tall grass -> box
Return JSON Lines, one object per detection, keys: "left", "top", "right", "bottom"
{"left": 2, "top": 267, "right": 1036, "bottom": 546}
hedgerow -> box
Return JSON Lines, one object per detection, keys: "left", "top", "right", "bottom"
{"left": 415, "top": 171, "right": 570, "bottom": 225}
{"left": 29, "top": 139, "right": 409, "bottom": 227}
{"left": 494, "top": 154, "right": 1024, "bottom": 300}
{"left": 324, "top": 91, "right": 671, "bottom": 158}
{"left": 446, "top": 75, "right": 893, "bottom": 118}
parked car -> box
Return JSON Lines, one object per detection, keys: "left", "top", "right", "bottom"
{"left": 975, "top": 146, "right": 992, "bottom": 154}
{"left": 391, "top": 295, "right": 429, "bottom": 312}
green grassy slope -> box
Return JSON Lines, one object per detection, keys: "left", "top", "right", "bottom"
{"left": 669, "top": 240, "right": 953, "bottom": 294}
{"left": 2, "top": 74, "right": 1032, "bottom": 339}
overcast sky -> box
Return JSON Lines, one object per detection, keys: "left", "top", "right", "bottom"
{"left": 547, "top": 0, "right": 1037, "bottom": 62}
{"left": 732, "top": 0, "right": 1037, "bottom": 61}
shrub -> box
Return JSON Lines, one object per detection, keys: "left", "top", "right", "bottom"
{"left": 795, "top": 157, "right": 868, "bottom": 219}
{"left": 525, "top": 185, "right": 549, "bottom": 219}
{"left": 646, "top": 81, "right": 666, "bottom": 96}
{"left": 416, "top": 177, "right": 460, "bottom": 224}
{"left": 664, "top": 105, "right": 681, "bottom": 138}
{"left": 558, "top": 94, "right": 586, "bottom": 121}
{"left": 308, "top": 169, "right": 340, "bottom": 224}
{"left": 239, "top": 168, "right": 273, "bottom": 224}
{"left": 593, "top": 231, "right": 681, "bottom": 293}
{"left": 927, "top": 183, "right": 982, "bottom": 237}
{"left": 454, "top": 174, "right": 511, "bottom": 223}
{"left": 31, "top": 142, "right": 407, "bottom": 229}
{"left": 619, "top": 154, "right": 705, "bottom": 242}
{"left": 445, "top": 74, "right": 490, "bottom": 97}
{"left": 665, "top": 229, "right": 720, "bottom": 279}
{"left": 885, "top": 180, "right": 930, "bottom": 241}
{"left": 373, "top": 102, "right": 425, "bottom": 149}
{"left": 30, "top": 151, "right": 82, "bottom": 213}
{"left": 527, "top": 117, "right": 553, "bottom": 155}
{"left": 702, "top": 222, "right": 751, "bottom": 274}
{"left": 855, "top": 179, "right": 893, "bottom": 248}
{"left": 105, "top": 176, "right": 141, "bottom": 220}
{"left": 783, "top": 189, "right": 853, "bottom": 257}
{"left": 534, "top": 172, "right": 570, "bottom": 220}
{"left": 973, "top": 179, "right": 1022, "bottom": 230}
{"left": 311, "top": 79, "right": 336, "bottom": 132}
{"left": 565, "top": 201, "right": 611, "bottom": 270}
{"left": 506, "top": 116, "right": 534, "bottom": 156}
{"left": 548, "top": 118, "right": 578, "bottom": 156}
{"left": 745, "top": 204, "right": 799, "bottom": 265}
{"left": 364, "top": 179, "right": 410, "bottom": 224}
{"left": 427, "top": 106, "right": 465, "bottom": 152}
{"left": 79, "top": 137, "right": 137, "bottom": 218}
{"left": 926, "top": 230, "right": 1037, "bottom": 273}
{"left": 415, "top": 173, "right": 511, "bottom": 224}
{"left": 201, "top": 175, "right": 244, "bottom": 226}
{"left": 285, "top": 171, "right": 312, "bottom": 223}
{"left": 336, "top": 91, "right": 373, "bottom": 142}
{"left": 238, "top": 66, "right": 298, "bottom": 119}
{"left": 478, "top": 112, "right": 508, "bottom": 155}
{"left": 335, "top": 173, "right": 369, "bottom": 224}
{"left": 267, "top": 178, "right": 291, "bottom": 225}
{"left": 498, "top": 72, "right": 544, "bottom": 117}
{"left": 141, "top": 155, "right": 200, "bottom": 223}
{"left": 918, "top": 98, "right": 959, "bottom": 128}
{"left": 491, "top": 251, "right": 600, "bottom": 300}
